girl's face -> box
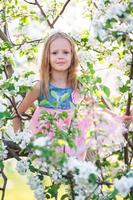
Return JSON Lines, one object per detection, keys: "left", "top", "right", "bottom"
{"left": 49, "top": 37, "right": 72, "bottom": 73}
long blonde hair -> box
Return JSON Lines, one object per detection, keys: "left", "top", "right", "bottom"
{"left": 40, "top": 32, "right": 79, "bottom": 97}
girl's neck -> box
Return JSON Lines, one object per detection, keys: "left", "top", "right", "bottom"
{"left": 51, "top": 70, "right": 69, "bottom": 88}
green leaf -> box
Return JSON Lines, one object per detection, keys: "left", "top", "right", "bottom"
{"left": 61, "top": 194, "right": 70, "bottom": 200}
{"left": 51, "top": 91, "right": 59, "bottom": 99}
{"left": 96, "top": 77, "right": 102, "bottom": 83}
{"left": 104, "top": 18, "right": 117, "bottom": 29}
{"left": 108, "top": 189, "right": 118, "bottom": 199}
{"left": 119, "top": 85, "right": 129, "bottom": 93}
{"left": 87, "top": 62, "right": 95, "bottom": 75}
{"left": 0, "top": 112, "right": 11, "bottom": 119}
{"left": 40, "top": 99, "right": 50, "bottom": 106}
{"left": 58, "top": 111, "right": 68, "bottom": 119}
{"left": 51, "top": 101, "right": 59, "bottom": 107}
{"left": 47, "top": 184, "right": 60, "bottom": 197}
{"left": 101, "top": 85, "right": 110, "bottom": 97}
{"left": 88, "top": 174, "right": 97, "bottom": 185}
{"left": 60, "top": 93, "right": 70, "bottom": 102}
{"left": 0, "top": 161, "right": 4, "bottom": 169}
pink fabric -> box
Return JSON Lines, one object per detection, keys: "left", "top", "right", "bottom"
{"left": 29, "top": 106, "right": 90, "bottom": 158}
{"left": 29, "top": 89, "right": 126, "bottom": 159}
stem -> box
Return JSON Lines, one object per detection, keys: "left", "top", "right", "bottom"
{"left": 0, "top": 169, "right": 7, "bottom": 200}
{"left": 124, "top": 52, "right": 133, "bottom": 165}
{"left": 35, "top": 0, "right": 53, "bottom": 28}
{"left": 51, "top": 0, "right": 71, "bottom": 27}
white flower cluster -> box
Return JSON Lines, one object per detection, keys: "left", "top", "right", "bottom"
{"left": 0, "top": 69, "right": 36, "bottom": 98}
{"left": 33, "top": 136, "right": 50, "bottom": 147}
{"left": 0, "top": 99, "right": 6, "bottom": 113}
{"left": 33, "top": 136, "right": 51, "bottom": 156}
{"left": 32, "top": 158, "right": 48, "bottom": 172}
{"left": 91, "top": 1, "right": 132, "bottom": 41}
{"left": 114, "top": 171, "right": 133, "bottom": 197}
{"left": 0, "top": 142, "right": 8, "bottom": 160}
{"left": 28, "top": 174, "right": 45, "bottom": 200}
{"left": 13, "top": 129, "right": 32, "bottom": 149}
{"left": 63, "top": 157, "right": 99, "bottom": 197}
{"left": 16, "top": 159, "right": 29, "bottom": 175}
{"left": 51, "top": 168, "right": 63, "bottom": 183}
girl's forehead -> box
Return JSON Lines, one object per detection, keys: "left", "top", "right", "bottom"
{"left": 50, "top": 37, "right": 71, "bottom": 49}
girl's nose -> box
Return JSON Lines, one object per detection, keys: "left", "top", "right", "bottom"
{"left": 57, "top": 53, "right": 64, "bottom": 59}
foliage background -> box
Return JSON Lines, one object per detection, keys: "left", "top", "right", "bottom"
{"left": 0, "top": 0, "right": 133, "bottom": 199}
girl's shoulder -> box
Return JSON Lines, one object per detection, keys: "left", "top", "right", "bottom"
{"left": 32, "top": 81, "right": 41, "bottom": 92}
{"left": 31, "top": 80, "right": 41, "bottom": 99}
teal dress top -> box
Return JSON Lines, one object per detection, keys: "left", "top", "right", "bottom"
{"left": 38, "top": 83, "right": 74, "bottom": 110}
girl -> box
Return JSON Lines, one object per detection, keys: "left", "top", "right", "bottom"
{"left": 13, "top": 32, "right": 132, "bottom": 160}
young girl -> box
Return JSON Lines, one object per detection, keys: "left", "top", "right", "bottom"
{"left": 13, "top": 32, "right": 132, "bottom": 160}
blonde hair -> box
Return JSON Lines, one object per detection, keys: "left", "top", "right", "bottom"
{"left": 40, "top": 32, "right": 79, "bottom": 97}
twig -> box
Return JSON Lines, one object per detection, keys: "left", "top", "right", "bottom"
{"left": 68, "top": 172, "right": 75, "bottom": 200}
{"left": 35, "top": 0, "right": 53, "bottom": 28}
{"left": 0, "top": 169, "right": 7, "bottom": 200}
{"left": 124, "top": 52, "right": 133, "bottom": 165}
{"left": 0, "top": 28, "right": 9, "bottom": 42}
{"left": 3, "top": 93, "right": 23, "bottom": 120}
{"left": 14, "top": 38, "right": 43, "bottom": 50}
{"left": 51, "top": 0, "right": 71, "bottom": 27}
{"left": 23, "top": 0, "right": 36, "bottom": 5}
{"left": 85, "top": 185, "right": 99, "bottom": 200}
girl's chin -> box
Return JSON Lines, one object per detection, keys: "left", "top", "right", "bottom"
{"left": 51, "top": 67, "right": 69, "bottom": 72}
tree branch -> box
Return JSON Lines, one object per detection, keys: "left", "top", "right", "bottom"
{"left": 124, "top": 52, "right": 133, "bottom": 165}
{"left": 35, "top": 0, "right": 53, "bottom": 28}
{"left": 23, "top": 0, "right": 36, "bottom": 5}
{"left": 0, "top": 29, "right": 9, "bottom": 42}
{"left": 51, "top": 0, "right": 71, "bottom": 27}
{"left": 3, "top": 93, "right": 31, "bottom": 121}
{"left": 14, "top": 38, "right": 43, "bottom": 50}
{"left": 0, "top": 169, "right": 7, "bottom": 200}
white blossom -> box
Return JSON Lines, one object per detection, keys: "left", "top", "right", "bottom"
{"left": 98, "top": 29, "right": 109, "bottom": 41}
{"left": 63, "top": 157, "right": 99, "bottom": 195}
{"left": 28, "top": 174, "right": 45, "bottom": 200}
{"left": 0, "top": 101, "right": 6, "bottom": 112}
{"left": 106, "top": 3, "right": 127, "bottom": 20}
{"left": 16, "top": 159, "right": 29, "bottom": 175}
{"left": 33, "top": 136, "right": 49, "bottom": 147}
{"left": 52, "top": 169, "right": 62, "bottom": 182}
{"left": 34, "top": 185, "right": 45, "bottom": 200}
{"left": 114, "top": 176, "right": 133, "bottom": 197}
{"left": 13, "top": 129, "right": 32, "bottom": 149}
{"left": 28, "top": 175, "right": 42, "bottom": 190}
{"left": 0, "top": 143, "right": 8, "bottom": 160}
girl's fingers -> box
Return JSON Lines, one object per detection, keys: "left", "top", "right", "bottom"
{"left": 122, "top": 115, "right": 133, "bottom": 122}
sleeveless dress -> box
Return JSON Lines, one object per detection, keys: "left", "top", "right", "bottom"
{"left": 29, "top": 83, "right": 126, "bottom": 159}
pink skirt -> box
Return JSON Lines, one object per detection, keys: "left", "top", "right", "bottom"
{"left": 29, "top": 106, "right": 126, "bottom": 159}
{"left": 29, "top": 106, "right": 91, "bottom": 158}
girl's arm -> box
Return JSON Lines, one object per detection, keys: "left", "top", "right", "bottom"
{"left": 84, "top": 94, "right": 133, "bottom": 123}
{"left": 13, "top": 81, "right": 40, "bottom": 133}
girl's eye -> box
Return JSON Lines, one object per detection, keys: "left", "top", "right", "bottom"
{"left": 63, "top": 51, "right": 70, "bottom": 54}
{"left": 51, "top": 52, "right": 57, "bottom": 55}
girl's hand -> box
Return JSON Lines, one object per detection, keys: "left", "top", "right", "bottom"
{"left": 121, "top": 115, "right": 133, "bottom": 123}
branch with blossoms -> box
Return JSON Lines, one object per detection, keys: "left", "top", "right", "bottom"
{"left": 124, "top": 52, "right": 133, "bottom": 165}
{"left": 23, "top": 0, "right": 71, "bottom": 29}
{"left": 1, "top": 94, "right": 133, "bottom": 200}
